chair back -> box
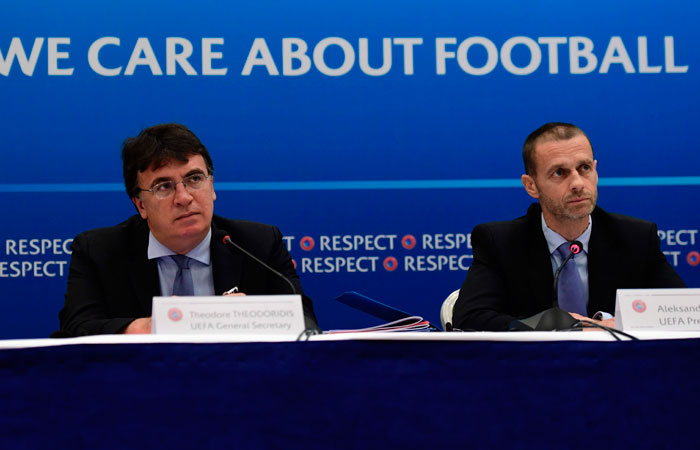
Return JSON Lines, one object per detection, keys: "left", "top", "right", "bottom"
{"left": 440, "top": 289, "right": 460, "bottom": 330}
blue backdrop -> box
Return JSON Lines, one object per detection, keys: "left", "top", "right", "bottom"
{"left": 2, "top": 1, "right": 699, "bottom": 338}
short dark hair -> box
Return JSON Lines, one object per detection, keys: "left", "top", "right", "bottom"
{"left": 522, "top": 122, "right": 592, "bottom": 175}
{"left": 122, "top": 123, "right": 214, "bottom": 198}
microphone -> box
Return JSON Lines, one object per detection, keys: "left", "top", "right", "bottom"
{"left": 511, "top": 240, "right": 584, "bottom": 331}
{"left": 551, "top": 240, "right": 583, "bottom": 308}
{"left": 216, "top": 230, "right": 297, "bottom": 295}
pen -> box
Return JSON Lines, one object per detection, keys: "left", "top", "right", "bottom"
{"left": 223, "top": 286, "right": 239, "bottom": 295}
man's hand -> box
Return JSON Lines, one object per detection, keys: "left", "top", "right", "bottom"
{"left": 122, "top": 317, "right": 152, "bottom": 334}
{"left": 569, "top": 312, "right": 615, "bottom": 331}
{"left": 223, "top": 292, "right": 246, "bottom": 297}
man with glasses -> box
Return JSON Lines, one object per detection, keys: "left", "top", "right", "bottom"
{"left": 59, "top": 123, "right": 318, "bottom": 335}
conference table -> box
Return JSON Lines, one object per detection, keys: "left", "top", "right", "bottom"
{"left": 2, "top": 331, "right": 699, "bottom": 449}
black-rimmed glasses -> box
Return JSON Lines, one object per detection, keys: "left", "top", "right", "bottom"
{"left": 139, "top": 173, "right": 211, "bottom": 199}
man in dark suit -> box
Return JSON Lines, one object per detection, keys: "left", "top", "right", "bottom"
{"left": 453, "top": 123, "right": 685, "bottom": 331}
{"left": 59, "top": 123, "right": 317, "bottom": 335}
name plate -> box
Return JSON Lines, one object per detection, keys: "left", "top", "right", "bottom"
{"left": 151, "top": 295, "right": 305, "bottom": 335}
{"left": 615, "top": 289, "right": 700, "bottom": 331}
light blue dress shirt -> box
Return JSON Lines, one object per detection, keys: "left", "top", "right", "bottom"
{"left": 147, "top": 228, "right": 216, "bottom": 296}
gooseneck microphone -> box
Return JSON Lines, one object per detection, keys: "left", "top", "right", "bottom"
{"left": 551, "top": 240, "right": 583, "bottom": 308}
{"left": 217, "top": 230, "right": 297, "bottom": 295}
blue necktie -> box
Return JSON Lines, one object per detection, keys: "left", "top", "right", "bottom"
{"left": 555, "top": 242, "right": 587, "bottom": 315}
{"left": 171, "top": 255, "right": 194, "bottom": 296}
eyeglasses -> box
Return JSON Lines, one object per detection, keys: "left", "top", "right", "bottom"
{"left": 139, "top": 173, "right": 211, "bottom": 199}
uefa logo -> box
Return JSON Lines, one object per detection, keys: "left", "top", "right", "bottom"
{"left": 300, "top": 236, "right": 315, "bottom": 251}
{"left": 168, "top": 307, "right": 183, "bottom": 321}
{"left": 401, "top": 234, "right": 416, "bottom": 250}
{"left": 632, "top": 300, "right": 647, "bottom": 313}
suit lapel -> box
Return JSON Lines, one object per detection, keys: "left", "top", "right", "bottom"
{"left": 211, "top": 222, "right": 243, "bottom": 295}
{"left": 587, "top": 207, "right": 616, "bottom": 314}
{"left": 128, "top": 220, "right": 160, "bottom": 315}
{"left": 525, "top": 206, "right": 556, "bottom": 310}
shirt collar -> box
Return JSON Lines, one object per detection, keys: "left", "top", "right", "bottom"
{"left": 147, "top": 227, "right": 212, "bottom": 265}
{"left": 541, "top": 213, "right": 592, "bottom": 255}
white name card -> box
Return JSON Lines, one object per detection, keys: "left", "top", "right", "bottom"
{"left": 615, "top": 289, "right": 700, "bottom": 331}
{"left": 151, "top": 295, "right": 305, "bottom": 335}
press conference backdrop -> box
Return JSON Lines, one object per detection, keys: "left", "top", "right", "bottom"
{"left": 1, "top": 1, "right": 698, "bottom": 338}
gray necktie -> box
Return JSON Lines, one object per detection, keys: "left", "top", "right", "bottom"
{"left": 171, "top": 255, "right": 194, "bottom": 296}
{"left": 555, "top": 242, "right": 587, "bottom": 315}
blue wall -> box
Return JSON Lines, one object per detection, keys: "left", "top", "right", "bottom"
{"left": 2, "top": 1, "right": 699, "bottom": 337}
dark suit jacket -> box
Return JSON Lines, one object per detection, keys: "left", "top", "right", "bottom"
{"left": 59, "top": 214, "right": 318, "bottom": 335}
{"left": 452, "top": 204, "right": 685, "bottom": 331}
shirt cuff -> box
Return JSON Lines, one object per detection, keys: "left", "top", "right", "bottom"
{"left": 592, "top": 311, "right": 613, "bottom": 321}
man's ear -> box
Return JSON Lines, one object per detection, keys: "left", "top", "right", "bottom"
{"left": 132, "top": 196, "right": 148, "bottom": 219}
{"left": 521, "top": 174, "right": 539, "bottom": 199}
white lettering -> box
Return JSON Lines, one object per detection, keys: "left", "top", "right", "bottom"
{"left": 664, "top": 36, "right": 688, "bottom": 73}
{"left": 166, "top": 37, "right": 196, "bottom": 75}
{"left": 569, "top": 37, "right": 597, "bottom": 74}
{"left": 537, "top": 37, "right": 567, "bottom": 74}
{"left": 500, "top": 36, "right": 541, "bottom": 75}
{"left": 283, "top": 38, "right": 311, "bottom": 76}
{"left": 358, "top": 38, "right": 392, "bottom": 76}
{"left": 435, "top": 38, "right": 456, "bottom": 75}
{"left": 4, "top": 239, "right": 73, "bottom": 255}
{"left": 659, "top": 229, "right": 698, "bottom": 246}
{"left": 124, "top": 38, "right": 162, "bottom": 75}
{"left": 0, "top": 37, "right": 44, "bottom": 76}
{"left": 457, "top": 37, "right": 498, "bottom": 75}
{"left": 0, "top": 260, "right": 68, "bottom": 278}
{"left": 599, "top": 37, "right": 635, "bottom": 73}
{"left": 638, "top": 36, "right": 662, "bottom": 73}
{"left": 47, "top": 38, "right": 73, "bottom": 75}
{"left": 88, "top": 37, "right": 122, "bottom": 76}
{"left": 300, "top": 256, "right": 379, "bottom": 273}
{"left": 313, "top": 37, "right": 355, "bottom": 76}
{"left": 241, "top": 38, "right": 279, "bottom": 75}
{"left": 664, "top": 251, "right": 681, "bottom": 266}
{"left": 392, "top": 38, "right": 422, "bottom": 75}
{"left": 202, "top": 38, "right": 227, "bottom": 75}
{"left": 403, "top": 254, "right": 472, "bottom": 272}
{"left": 281, "top": 236, "right": 295, "bottom": 252}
